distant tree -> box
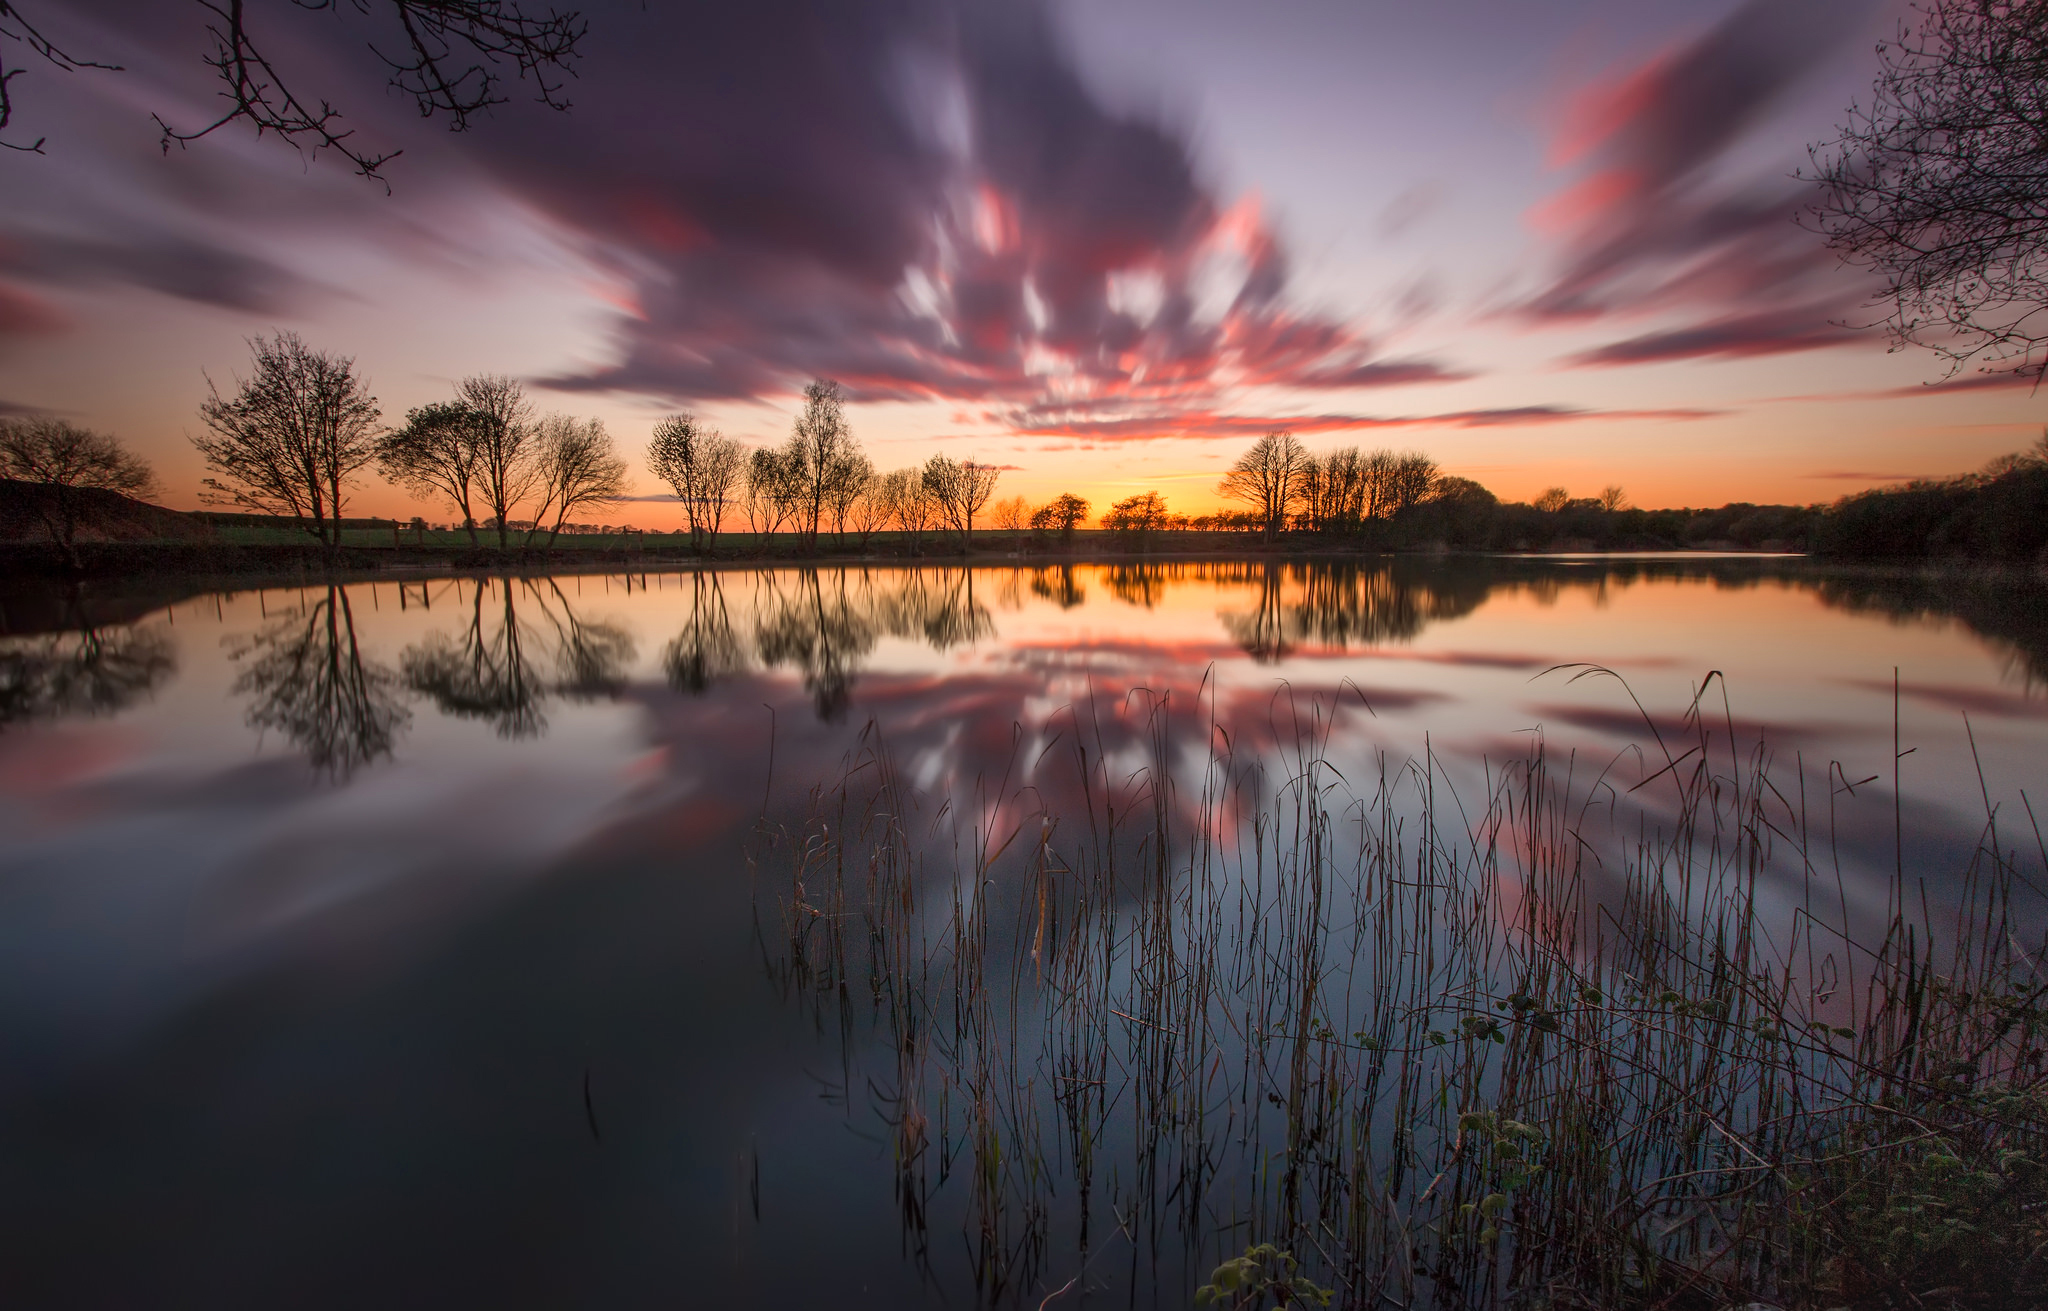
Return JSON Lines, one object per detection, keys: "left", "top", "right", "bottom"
{"left": 923, "top": 455, "right": 1000, "bottom": 552}
{"left": 1219, "top": 431, "right": 1308, "bottom": 539}
{"left": 1103, "top": 491, "right": 1170, "bottom": 547}
{"left": 1028, "top": 491, "right": 1089, "bottom": 543}
{"left": 990, "top": 494, "right": 1031, "bottom": 531}
{"left": 194, "top": 331, "right": 381, "bottom": 551}
{"left": 826, "top": 452, "right": 874, "bottom": 540}
{"left": 0, "top": 1, "right": 586, "bottom": 184}
{"left": 1598, "top": 484, "right": 1630, "bottom": 512}
{"left": 744, "top": 445, "right": 803, "bottom": 550}
{"left": 0, "top": 417, "right": 158, "bottom": 568}
{"left": 1533, "top": 487, "right": 1571, "bottom": 513}
{"left": 378, "top": 400, "right": 484, "bottom": 545}
{"left": 885, "top": 466, "right": 937, "bottom": 550}
{"left": 648, "top": 413, "right": 745, "bottom": 554}
{"left": 1384, "top": 452, "right": 1438, "bottom": 513}
{"left": 457, "top": 374, "right": 538, "bottom": 550}
{"left": 785, "top": 379, "right": 866, "bottom": 547}
{"left": 1810, "top": 0, "right": 2048, "bottom": 381}
{"left": 847, "top": 471, "right": 897, "bottom": 550}
{"left": 525, "top": 415, "right": 625, "bottom": 549}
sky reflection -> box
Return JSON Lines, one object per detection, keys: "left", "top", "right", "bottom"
{"left": 0, "top": 558, "right": 2044, "bottom": 1303}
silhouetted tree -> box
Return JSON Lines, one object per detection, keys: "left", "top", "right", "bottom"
{"left": 744, "top": 445, "right": 803, "bottom": 550}
{"left": 1533, "top": 487, "right": 1570, "bottom": 513}
{"left": 0, "top": 418, "right": 157, "bottom": 568}
{"left": 1599, "top": 485, "right": 1630, "bottom": 512}
{"left": 1103, "top": 490, "right": 1170, "bottom": 549}
{"left": 1220, "top": 431, "right": 1308, "bottom": 539}
{"left": 194, "top": 331, "right": 381, "bottom": 551}
{"left": 1, "top": 1, "right": 586, "bottom": 183}
{"left": 525, "top": 414, "right": 625, "bottom": 549}
{"left": 1028, "top": 492, "right": 1089, "bottom": 544}
{"left": 847, "top": 470, "right": 897, "bottom": 551}
{"left": 378, "top": 400, "right": 485, "bottom": 545}
{"left": 647, "top": 414, "right": 745, "bottom": 555}
{"left": 990, "top": 494, "right": 1031, "bottom": 531}
{"left": 784, "top": 379, "right": 866, "bottom": 548}
{"left": 454, "top": 375, "right": 538, "bottom": 550}
{"left": 826, "top": 451, "right": 874, "bottom": 541}
{"left": 923, "top": 455, "right": 999, "bottom": 552}
{"left": 232, "top": 585, "right": 409, "bottom": 775}
{"left": 1811, "top": 0, "right": 2048, "bottom": 380}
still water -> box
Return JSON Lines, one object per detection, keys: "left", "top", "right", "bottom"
{"left": 0, "top": 556, "right": 2042, "bottom": 1306}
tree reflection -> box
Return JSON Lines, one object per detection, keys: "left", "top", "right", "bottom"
{"left": 755, "top": 570, "right": 879, "bottom": 720}
{"left": 1219, "top": 561, "right": 1491, "bottom": 663}
{"left": 663, "top": 572, "right": 749, "bottom": 693}
{"left": 0, "top": 618, "right": 175, "bottom": 727}
{"left": 403, "top": 576, "right": 636, "bottom": 739}
{"left": 1105, "top": 562, "right": 1169, "bottom": 609}
{"left": 232, "top": 585, "right": 409, "bottom": 776}
{"left": 666, "top": 567, "right": 994, "bottom": 719}
{"left": 1028, "top": 564, "right": 1085, "bottom": 610}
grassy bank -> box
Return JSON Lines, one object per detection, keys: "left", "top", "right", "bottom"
{"left": 753, "top": 680, "right": 2047, "bottom": 1308}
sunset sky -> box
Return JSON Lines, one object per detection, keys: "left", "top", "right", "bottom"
{"left": 2, "top": 0, "right": 2041, "bottom": 526}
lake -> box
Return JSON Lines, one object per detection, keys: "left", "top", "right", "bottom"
{"left": 1, "top": 556, "right": 2043, "bottom": 1307}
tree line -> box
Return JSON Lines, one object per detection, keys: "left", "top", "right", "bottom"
{"left": 4, "top": 332, "right": 2044, "bottom": 565}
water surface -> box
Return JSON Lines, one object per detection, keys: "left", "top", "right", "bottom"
{"left": 1, "top": 557, "right": 2043, "bottom": 1306}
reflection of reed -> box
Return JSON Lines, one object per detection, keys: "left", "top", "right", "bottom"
{"left": 667, "top": 567, "right": 995, "bottom": 718}
{"left": 403, "top": 577, "right": 635, "bottom": 739}
{"left": 232, "top": 586, "right": 408, "bottom": 776}
{"left": 0, "top": 619, "right": 174, "bottom": 727}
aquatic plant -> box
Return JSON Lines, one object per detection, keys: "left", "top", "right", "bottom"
{"left": 752, "top": 669, "right": 2045, "bottom": 1307}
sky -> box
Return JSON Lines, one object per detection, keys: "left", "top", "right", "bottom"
{"left": 1, "top": 0, "right": 2042, "bottom": 526}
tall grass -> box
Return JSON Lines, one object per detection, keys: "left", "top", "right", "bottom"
{"left": 753, "top": 673, "right": 2048, "bottom": 1309}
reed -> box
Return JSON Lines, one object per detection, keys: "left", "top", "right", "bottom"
{"left": 753, "top": 670, "right": 2047, "bottom": 1309}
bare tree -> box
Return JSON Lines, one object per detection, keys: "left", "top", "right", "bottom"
{"left": 878, "top": 466, "right": 937, "bottom": 551}
{"left": 1218, "top": 430, "right": 1308, "bottom": 540}
{"left": 525, "top": 414, "right": 625, "bottom": 549}
{"left": 648, "top": 413, "right": 712, "bottom": 548}
{"left": 826, "top": 451, "right": 874, "bottom": 541}
{"left": 1384, "top": 452, "right": 1438, "bottom": 513}
{"left": 377, "top": 400, "right": 484, "bottom": 545}
{"left": 457, "top": 374, "right": 537, "bottom": 550}
{"left": 648, "top": 414, "right": 746, "bottom": 555}
{"left": 0, "top": 418, "right": 157, "bottom": 568}
{"left": 2, "top": 1, "right": 586, "bottom": 183}
{"left": 1533, "top": 487, "right": 1570, "bottom": 513}
{"left": 990, "top": 494, "right": 1031, "bottom": 531}
{"left": 194, "top": 331, "right": 381, "bottom": 551}
{"left": 847, "top": 469, "right": 897, "bottom": 551}
{"left": 781, "top": 378, "right": 868, "bottom": 548}
{"left": 745, "top": 444, "right": 803, "bottom": 552}
{"left": 1598, "top": 484, "right": 1630, "bottom": 512}
{"left": 923, "top": 455, "right": 999, "bottom": 553}
{"left": 1810, "top": 0, "right": 2048, "bottom": 380}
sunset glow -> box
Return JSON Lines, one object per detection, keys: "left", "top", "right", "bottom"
{"left": 1, "top": 0, "right": 2036, "bottom": 523}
